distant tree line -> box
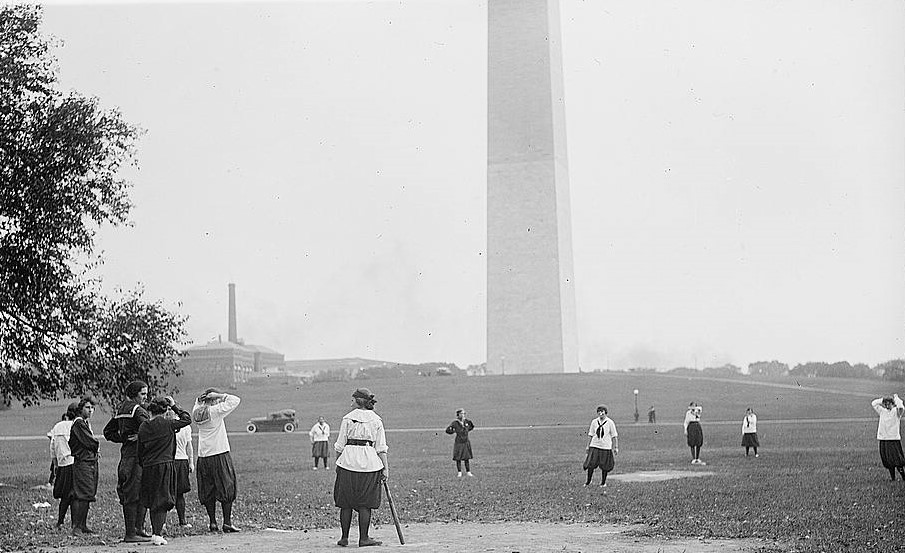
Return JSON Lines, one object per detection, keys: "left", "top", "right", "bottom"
{"left": 657, "top": 359, "right": 905, "bottom": 382}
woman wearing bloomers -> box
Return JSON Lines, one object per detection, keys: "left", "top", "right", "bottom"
{"left": 871, "top": 393, "right": 905, "bottom": 481}
{"left": 332, "top": 388, "right": 388, "bottom": 547}
{"left": 192, "top": 388, "right": 241, "bottom": 533}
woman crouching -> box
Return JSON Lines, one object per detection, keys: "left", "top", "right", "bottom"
{"left": 333, "top": 388, "right": 388, "bottom": 547}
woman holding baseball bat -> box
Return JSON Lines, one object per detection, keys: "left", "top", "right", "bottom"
{"left": 333, "top": 388, "right": 388, "bottom": 547}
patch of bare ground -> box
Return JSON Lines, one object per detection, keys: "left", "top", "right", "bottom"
{"left": 36, "top": 522, "right": 786, "bottom": 553}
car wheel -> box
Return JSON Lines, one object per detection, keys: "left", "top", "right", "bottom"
{"left": 246, "top": 423, "right": 257, "bottom": 434}
{"left": 283, "top": 422, "right": 295, "bottom": 433}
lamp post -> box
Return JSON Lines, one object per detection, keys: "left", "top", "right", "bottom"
{"left": 633, "top": 389, "right": 639, "bottom": 423}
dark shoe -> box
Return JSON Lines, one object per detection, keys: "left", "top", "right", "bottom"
{"left": 135, "top": 529, "right": 152, "bottom": 538}
{"left": 359, "top": 538, "right": 382, "bottom": 547}
{"left": 337, "top": 538, "right": 349, "bottom": 547}
{"left": 124, "top": 534, "right": 152, "bottom": 543}
{"left": 209, "top": 523, "right": 221, "bottom": 533}
{"left": 80, "top": 527, "right": 95, "bottom": 534}
{"left": 221, "top": 524, "right": 240, "bottom": 533}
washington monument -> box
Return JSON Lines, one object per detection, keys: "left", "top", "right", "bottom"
{"left": 487, "top": 0, "right": 579, "bottom": 375}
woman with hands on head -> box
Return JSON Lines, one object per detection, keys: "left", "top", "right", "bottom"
{"left": 445, "top": 408, "right": 475, "bottom": 477}
{"left": 137, "top": 395, "right": 192, "bottom": 545}
{"left": 192, "top": 388, "right": 241, "bottom": 533}
{"left": 871, "top": 393, "right": 905, "bottom": 481}
{"left": 684, "top": 402, "right": 705, "bottom": 465}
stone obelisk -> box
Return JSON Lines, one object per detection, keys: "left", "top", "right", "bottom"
{"left": 228, "top": 282, "right": 238, "bottom": 344}
{"left": 487, "top": 0, "right": 579, "bottom": 374}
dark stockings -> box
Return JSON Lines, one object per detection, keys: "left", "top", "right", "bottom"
{"left": 57, "top": 497, "right": 71, "bottom": 526}
{"left": 690, "top": 446, "right": 701, "bottom": 460}
{"left": 135, "top": 506, "right": 149, "bottom": 536}
{"left": 205, "top": 500, "right": 234, "bottom": 528}
{"left": 455, "top": 460, "right": 471, "bottom": 472}
{"left": 340, "top": 508, "right": 352, "bottom": 540}
{"left": 745, "top": 446, "right": 758, "bottom": 456}
{"left": 122, "top": 503, "right": 136, "bottom": 537}
{"left": 585, "top": 468, "right": 608, "bottom": 485}
{"left": 339, "top": 507, "right": 372, "bottom": 542}
{"left": 315, "top": 457, "right": 328, "bottom": 468}
{"left": 150, "top": 509, "right": 167, "bottom": 535}
{"left": 204, "top": 501, "right": 217, "bottom": 527}
{"left": 175, "top": 494, "right": 186, "bottom": 524}
{"left": 222, "top": 500, "right": 233, "bottom": 526}
{"left": 70, "top": 500, "right": 92, "bottom": 532}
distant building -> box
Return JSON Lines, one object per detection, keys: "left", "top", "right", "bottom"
{"left": 178, "top": 339, "right": 255, "bottom": 388}
{"left": 178, "top": 283, "right": 285, "bottom": 388}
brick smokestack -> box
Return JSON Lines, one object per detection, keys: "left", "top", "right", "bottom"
{"left": 228, "top": 283, "right": 238, "bottom": 343}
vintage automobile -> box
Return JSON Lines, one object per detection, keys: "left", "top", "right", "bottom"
{"left": 245, "top": 408, "right": 298, "bottom": 433}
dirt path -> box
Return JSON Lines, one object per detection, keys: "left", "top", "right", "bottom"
{"left": 37, "top": 522, "right": 781, "bottom": 553}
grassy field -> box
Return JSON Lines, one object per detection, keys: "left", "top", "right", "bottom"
{"left": 1, "top": 373, "right": 903, "bottom": 552}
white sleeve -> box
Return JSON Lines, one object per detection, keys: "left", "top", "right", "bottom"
{"left": 871, "top": 398, "right": 884, "bottom": 415}
{"left": 212, "top": 395, "right": 240, "bottom": 417}
{"left": 334, "top": 418, "right": 348, "bottom": 453}
{"left": 374, "top": 420, "right": 388, "bottom": 454}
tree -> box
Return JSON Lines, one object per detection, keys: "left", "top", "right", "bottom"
{"left": 876, "top": 359, "right": 905, "bottom": 382}
{"left": 65, "top": 289, "right": 188, "bottom": 407}
{"left": 748, "top": 360, "right": 789, "bottom": 377}
{"left": 703, "top": 363, "right": 742, "bottom": 377}
{"left": 0, "top": 6, "right": 186, "bottom": 406}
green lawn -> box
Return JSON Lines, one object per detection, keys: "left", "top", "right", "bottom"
{"left": 1, "top": 373, "right": 903, "bottom": 552}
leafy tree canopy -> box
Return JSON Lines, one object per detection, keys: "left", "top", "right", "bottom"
{"left": 0, "top": 5, "right": 186, "bottom": 407}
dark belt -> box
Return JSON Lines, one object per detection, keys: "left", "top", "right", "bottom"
{"left": 347, "top": 439, "right": 373, "bottom": 446}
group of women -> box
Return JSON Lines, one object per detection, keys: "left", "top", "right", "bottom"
{"left": 50, "top": 384, "right": 241, "bottom": 546}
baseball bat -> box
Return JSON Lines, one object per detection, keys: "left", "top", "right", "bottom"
{"left": 382, "top": 480, "right": 405, "bottom": 545}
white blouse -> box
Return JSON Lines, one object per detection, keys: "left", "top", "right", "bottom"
{"left": 683, "top": 407, "right": 702, "bottom": 432}
{"left": 175, "top": 425, "right": 192, "bottom": 461}
{"left": 193, "top": 394, "right": 240, "bottom": 458}
{"left": 334, "top": 409, "right": 387, "bottom": 473}
{"left": 742, "top": 414, "right": 757, "bottom": 434}
{"left": 872, "top": 396, "right": 904, "bottom": 440}
{"left": 587, "top": 417, "right": 618, "bottom": 450}
{"left": 309, "top": 422, "right": 330, "bottom": 442}
{"left": 49, "top": 420, "right": 74, "bottom": 467}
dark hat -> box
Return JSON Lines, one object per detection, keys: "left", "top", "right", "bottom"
{"left": 352, "top": 388, "right": 375, "bottom": 401}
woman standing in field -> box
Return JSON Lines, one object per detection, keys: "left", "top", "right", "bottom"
{"left": 445, "top": 408, "right": 475, "bottom": 477}
{"left": 741, "top": 408, "right": 759, "bottom": 458}
{"left": 138, "top": 396, "right": 193, "bottom": 545}
{"left": 684, "top": 402, "right": 705, "bottom": 465}
{"left": 173, "top": 412, "right": 194, "bottom": 528}
{"left": 309, "top": 416, "right": 331, "bottom": 470}
{"left": 49, "top": 402, "right": 79, "bottom": 527}
{"left": 192, "top": 388, "right": 241, "bottom": 533}
{"left": 333, "top": 388, "right": 388, "bottom": 547}
{"left": 584, "top": 405, "right": 618, "bottom": 487}
{"left": 870, "top": 393, "right": 905, "bottom": 481}
{"left": 67, "top": 396, "right": 99, "bottom": 535}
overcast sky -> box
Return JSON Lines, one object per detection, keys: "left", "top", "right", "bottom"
{"left": 39, "top": 0, "right": 904, "bottom": 370}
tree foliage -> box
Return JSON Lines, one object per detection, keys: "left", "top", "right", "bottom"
{"left": 876, "top": 359, "right": 905, "bottom": 382}
{"left": 0, "top": 6, "right": 186, "bottom": 406}
{"left": 748, "top": 360, "right": 789, "bottom": 377}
